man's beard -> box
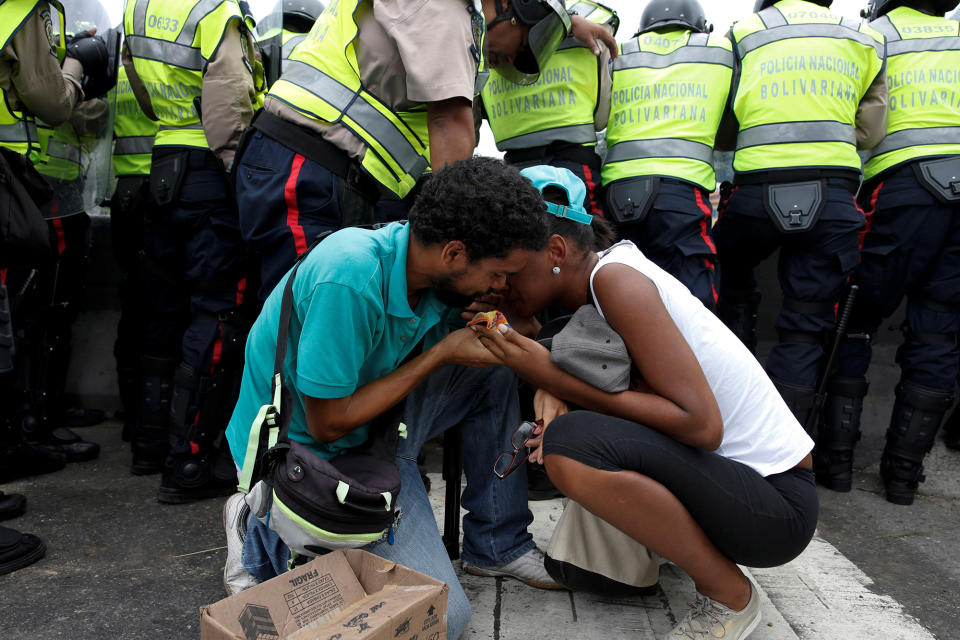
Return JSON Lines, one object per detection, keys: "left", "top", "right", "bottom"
{"left": 433, "top": 274, "right": 485, "bottom": 309}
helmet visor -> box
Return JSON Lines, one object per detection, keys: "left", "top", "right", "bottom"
{"left": 498, "top": 9, "right": 569, "bottom": 86}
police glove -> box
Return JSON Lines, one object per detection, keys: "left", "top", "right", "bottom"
{"left": 65, "top": 31, "right": 113, "bottom": 100}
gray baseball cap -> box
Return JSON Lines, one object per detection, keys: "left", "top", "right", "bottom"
{"left": 548, "top": 305, "right": 632, "bottom": 393}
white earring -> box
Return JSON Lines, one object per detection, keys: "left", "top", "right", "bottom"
{"left": 552, "top": 266, "right": 561, "bottom": 275}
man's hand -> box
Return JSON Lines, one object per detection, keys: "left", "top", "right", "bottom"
{"left": 434, "top": 327, "right": 502, "bottom": 368}
{"left": 569, "top": 15, "right": 617, "bottom": 59}
{"left": 525, "top": 389, "right": 569, "bottom": 464}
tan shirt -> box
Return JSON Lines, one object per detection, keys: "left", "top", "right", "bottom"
{"left": 266, "top": 0, "right": 479, "bottom": 160}
{"left": 0, "top": 5, "right": 83, "bottom": 127}
{"left": 122, "top": 18, "right": 256, "bottom": 169}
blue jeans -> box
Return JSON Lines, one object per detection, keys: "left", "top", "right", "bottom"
{"left": 241, "top": 364, "right": 534, "bottom": 640}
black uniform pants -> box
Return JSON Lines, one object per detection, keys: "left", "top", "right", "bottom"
{"left": 616, "top": 180, "right": 718, "bottom": 310}
{"left": 836, "top": 165, "right": 960, "bottom": 390}
{"left": 714, "top": 181, "right": 865, "bottom": 387}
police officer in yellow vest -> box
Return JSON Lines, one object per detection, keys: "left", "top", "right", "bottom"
{"left": 602, "top": 0, "right": 732, "bottom": 310}
{"left": 233, "top": 0, "right": 617, "bottom": 301}
{"left": 712, "top": 0, "right": 887, "bottom": 426}
{"left": 122, "top": 0, "right": 262, "bottom": 502}
{"left": 1, "top": 0, "right": 115, "bottom": 469}
{"left": 0, "top": 0, "right": 114, "bottom": 575}
{"left": 480, "top": 0, "right": 616, "bottom": 218}
{"left": 825, "top": 0, "right": 960, "bottom": 505}
{"left": 109, "top": 63, "right": 158, "bottom": 446}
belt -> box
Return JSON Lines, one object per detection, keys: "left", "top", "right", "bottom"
{"left": 250, "top": 110, "right": 381, "bottom": 197}
{"left": 734, "top": 168, "right": 860, "bottom": 193}
{"left": 152, "top": 146, "right": 222, "bottom": 171}
{"left": 505, "top": 142, "right": 600, "bottom": 167}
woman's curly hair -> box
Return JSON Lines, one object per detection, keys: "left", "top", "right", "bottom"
{"left": 408, "top": 157, "right": 550, "bottom": 259}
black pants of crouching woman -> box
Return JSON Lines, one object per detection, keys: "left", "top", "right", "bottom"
{"left": 542, "top": 410, "right": 818, "bottom": 567}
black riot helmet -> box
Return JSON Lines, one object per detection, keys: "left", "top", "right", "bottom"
{"left": 488, "top": 0, "right": 572, "bottom": 86}
{"left": 862, "top": 0, "right": 959, "bottom": 20}
{"left": 283, "top": 0, "right": 325, "bottom": 32}
{"left": 754, "top": 0, "right": 831, "bottom": 11}
{"left": 635, "top": 0, "right": 711, "bottom": 36}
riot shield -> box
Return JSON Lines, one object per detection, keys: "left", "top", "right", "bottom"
{"left": 40, "top": 0, "right": 123, "bottom": 217}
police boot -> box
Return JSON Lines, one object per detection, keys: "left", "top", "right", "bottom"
{"left": 814, "top": 377, "right": 868, "bottom": 492}
{"left": 158, "top": 364, "right": 236, "bottom": 504}
{"left": 17, "top": 327, "right": 99, "bottom": 462}
{"left": 0, "top": 525, "right": 45, "bottom": 576}
{"left": 116, "top": 364, "right": 141, "bottom": 442}
{"left": 772, "top": 378, "right": 817, "bottom": 435}
{"left": 880, "top": 382, "right": 954, "bottom": 506}
{"left": 0, "top": 415, "right": 66, "bottom": 483}
{"left": 717, "top": 288, "right": 761, "bottom": 354}
{"left": 942, "top": 400, "right": 960, "bottom": 450}
{"left": 131, "top": 356, "right": 175, "bottom": 475}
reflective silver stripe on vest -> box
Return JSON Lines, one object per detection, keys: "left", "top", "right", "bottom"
{"left": 736, "top": 121, "right": 855, "bottom": 150}
{"left": 758, "top": 7, "right": 787, "bottom": 28}
{"left": 606, "top": 138, "right": 715, "bottom": 165}
{"left": 870, "top": 126, "right": 960, "bottom": 157}
{"left": 888, "top": 36, "right": 960, "bottom": 55}
{"left": 282, "top": 60, "right": 429, "bottom": 177}
{"left": 133, "top": 0, "right": 149, "bottom": 33}
{"left": 737, "top": 20, "right": 883, "bottom": 60}
{"left": 176, "top": 0, "right": 227, "bottom": 45}
{"left": 498, "top": 124, "right": 597, "bottom": 150}
{"left": 159, "top": 122, "right": 203, "bottom": 131}
{"left": 283, "top": 35, "right": 306, "bottom": 58}
{"left": 869, "top": 15, "right": 900, "bottom": 42}
{"left": 613, "top": 45, "right": 733, "bottom": 71}
{"left": 126, "top": 35, "right": 204, "bottom": 70}
{"left": 115, "top": 135, "right": 155, "bottom": 155}
{"left": 46, "top": 140, "right": 86, "bottom": 166}
{"left": 0, "top": 120, "right": 38, "bottom": 143}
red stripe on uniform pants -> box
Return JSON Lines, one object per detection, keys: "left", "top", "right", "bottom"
{"left": 0, "top": 268, "right": 6, "bottom": 285}
{"left": 51, "top": 215, "right": 66, "bottom": 260}
{"left": 857, "top": 182, "right": 882, "bottom": 251}
{"left": 235, "top": 277, "right": 247, "bottom": 307}
{"left": 580, "top": 163, "right": 605, "bottom": 217}
{"left": 694, "top": 188, "right": 719, "bottom": 305}
{"left": 284, "top": 154, "right": 309, "bottom": 257}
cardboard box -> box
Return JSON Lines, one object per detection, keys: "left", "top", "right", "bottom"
{"left": 201, "top": 549, "right": 448, "bottom": 640}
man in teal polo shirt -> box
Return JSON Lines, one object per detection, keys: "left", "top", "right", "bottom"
{"left": 224, "top": 158, "right": 558, "bottom": 639}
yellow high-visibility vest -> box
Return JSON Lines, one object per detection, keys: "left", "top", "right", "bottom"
{"left": 729, "top": 0, "right": 884, "bottom": 177}
{"left": 602, "top": 29, "right": 733, "bottom": 191}
{"left": 123, "top": 0, "right": 251, "bottom": 150}
{"left": 113, "top": 65, "right": 158, "bottom": 176}
{"left": 481, "top": 0, "right": 615, "bottom": 152}
{"left": 0, "top": 0, "right": 46, "bottom": 160}
{"left": 267, "top": 0, "right": 485, "bottom": 198}
{"left": 864, "top": 7, "right": 960, "bottom": 181}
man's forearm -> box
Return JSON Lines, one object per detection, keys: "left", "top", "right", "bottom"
{"left": 304, "top": 344, "right": 448, "bottom": 442}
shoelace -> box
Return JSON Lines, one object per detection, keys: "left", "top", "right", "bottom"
{"left": 674, "top": 595, "right": 724, "bottom": 638}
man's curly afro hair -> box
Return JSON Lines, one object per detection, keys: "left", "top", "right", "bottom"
{"left": 408, "top": 157, "right": 550, "bottom": 260}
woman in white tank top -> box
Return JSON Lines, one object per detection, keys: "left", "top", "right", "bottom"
{"left": 474, "top": 166, "right": 818, "bottom": 640}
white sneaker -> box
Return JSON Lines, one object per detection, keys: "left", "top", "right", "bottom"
{"left": 662, "top": 581, "right": 761, "bottom": 640}
{"left": 222, "top": 492, "right": 260, "bottom": 596}
{"left": 462, "top": 547, "right": 565, "bottom": 590}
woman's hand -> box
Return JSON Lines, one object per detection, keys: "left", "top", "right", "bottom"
{"left": 475, "top": 324, "right": 552, "bottom": 384}
{"left": 569, "top": 15, "right": 617, "bottom": 59}
{"left": 525, "top": 389, "right": 569, "bottom": 464}
{"left": 461, "top": 295, "right": 542, "bottom": 339}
